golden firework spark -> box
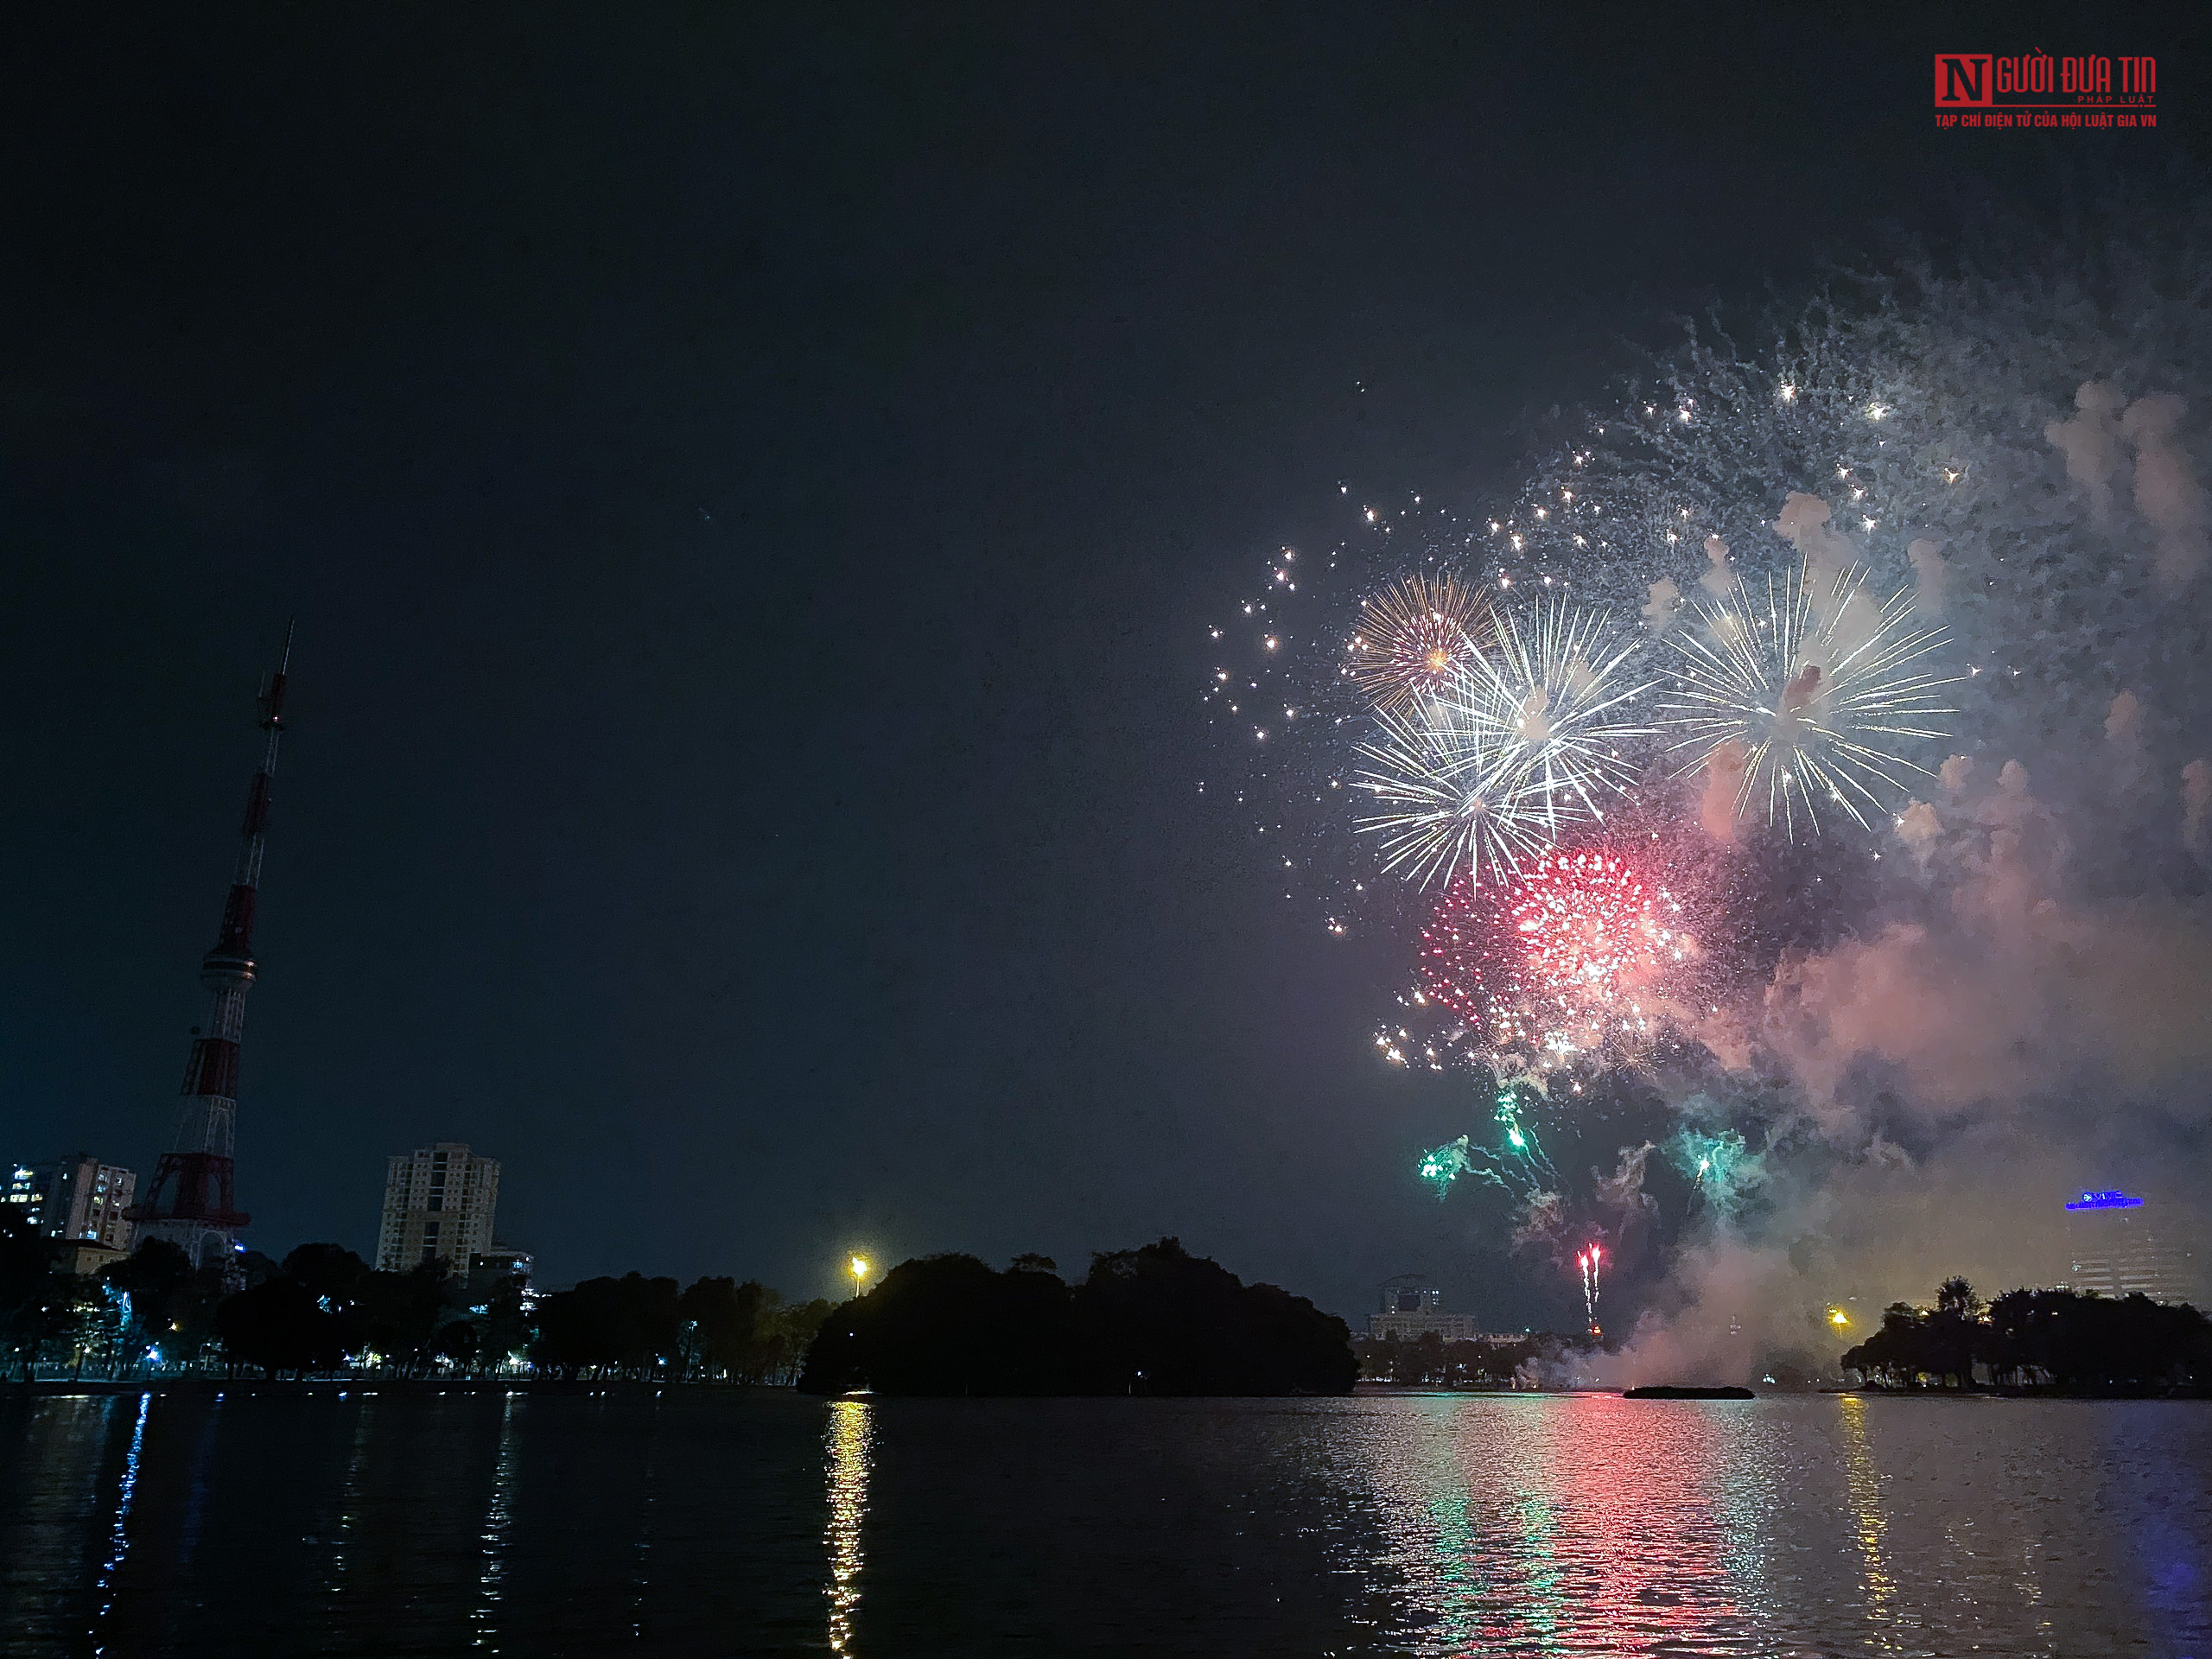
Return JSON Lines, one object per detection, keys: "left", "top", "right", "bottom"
{"left": 1344, "top": 572, "right": 1495, "bottom": 715}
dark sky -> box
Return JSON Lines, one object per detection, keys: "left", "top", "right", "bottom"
{"left": 1, "top": 9, "right": 2199, "bottom": 1324}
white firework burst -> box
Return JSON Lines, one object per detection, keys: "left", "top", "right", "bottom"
{"left": 1350, "top": 699, "right": 1559, "bottom": 889}
{"left": 1352, "top": 597, "right": 1653, "bottom": 887}
{"left": 1450, "top": 597, "right": 1655, "bottom": 823}
{"left": 1661, "top": 562, "right": 1958, "bottom": 836}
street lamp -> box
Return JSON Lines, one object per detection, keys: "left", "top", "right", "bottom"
{"left": 848, "top": 1255, "right": 870, "bottom": 1290}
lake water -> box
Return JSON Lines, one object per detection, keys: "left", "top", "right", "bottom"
{"left": 0, "top": 1387, "right": 2205, "bottom": 1656}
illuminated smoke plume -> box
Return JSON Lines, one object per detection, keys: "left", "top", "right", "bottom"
{"left": 2120, "top": 393, "right": 2209, "bottom": 594}
{"left": 1906, "top": 537, "right": 1946, "bottom": 616}
{"left": 2044, "top": 379, "right": 2127, "bottom": 526}
{"left": 2105, "top": 689, "right": 2148, "bottom": 793}
{"left": 1770, "top": 493, "right": 1857, "bottom": 584}
{"left": 1893, "top": 798, "right": 1942, "bottom": 870}
{"left": 2183, "top": 758, "right": 2212, "bottom": 865}
{"left": 1698, "top": 536, "right": 1734, "bottom": 601}
{"left": 1696, "top": 740, "right": 1746, "bottom": 842}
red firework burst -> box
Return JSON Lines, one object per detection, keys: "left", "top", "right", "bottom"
{"left": 1415, "top": 839, "right": 1689, "bottom": 1067}
{"left": 1510, "top": 845, "right": 1679, "bottom": 1008}
{"left": 1416, "top": 874, "right": 1510, "bottom": 1022}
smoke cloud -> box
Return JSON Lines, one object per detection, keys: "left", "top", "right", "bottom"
{"left": 1697, "top": 740, "right": 1745, "bottom": 841}
{"left": 1480, "top": 209, "right": 2212, "bottom": 1384}
{"left": 2183, "top": 759, "right": 2212, "bottom": 865}
{"left": 2120, "top": 393, "right": 2209, "bottom": 594}
{"left": 2044, "top": 379, "right": 2126, "bottom": 526}
{"left": 1699, "top": 535, "right": 1734, "bottom": 600}
{"left": 1906, "top": 537, "right": 1946, "bottom": 616}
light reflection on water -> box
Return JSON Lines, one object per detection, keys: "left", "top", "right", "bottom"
{"left": 470, "top": 1393, "right": 520, "bottom": 1650}
{"left": 88, "top": 1391, "right": 149, "bottom": 1649}
{"left": 1836, "top": 1392, "right": 1897, "bottom": 1638}
{"left": 823, "top": 1397, "right": 873, "bottom": 1654}
{"left": 0, "top": 1389, "right": 2202, "bottom": 1656}
{"left": 1359, "top": 1394, "right": 1770, "bottom": 1653}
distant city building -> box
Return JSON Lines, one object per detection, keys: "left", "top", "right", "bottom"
{"left": 7, "top": 1155, "right": 137, "bottom": 1255}
{"left": 1379, "top": 1273, "right": 1440, "bottom": 1316}
{"left": 2060, "top": 1190, "right": 2204, "bottom": 1305}
{"left": 377, "top": 1143, "right": 500, "bottom": 1273}
{"left": 60, "top": 1238, "right": 130, "bottom": 1277}
{"left": 1367, "top": 1273, "right": 1517, "bottom": 1342}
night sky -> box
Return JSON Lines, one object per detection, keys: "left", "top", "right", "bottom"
{"left": 1, "top": 10, "right": 2197, "bottom": 1325}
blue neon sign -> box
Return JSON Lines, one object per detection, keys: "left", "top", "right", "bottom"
{"left": 2064, "top": 1190, "right": 2144, "bottom": 1211}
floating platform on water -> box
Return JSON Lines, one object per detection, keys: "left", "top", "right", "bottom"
{"left": 1622, "top": 1385, "right": 1756, "bottom": 1400}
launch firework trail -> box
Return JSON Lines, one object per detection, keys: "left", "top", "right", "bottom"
{"left": 1580, "top": 1244, "right": 1603, "bottom": 1335}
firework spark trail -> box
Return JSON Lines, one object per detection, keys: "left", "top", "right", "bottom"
{"left": 1452, "top": 596, "right": 1656, "bottom": 830}
{"left": 1344, "top": 571, "right": 1495, "bottom": 716}
{"left": 1412, "top": 1084, "right": 1558, "bottom": 1200}
{"left": 1491, "top": 1083, "right": 1558, "bottom": 1183}
{"left": 1579, "top": 1244, "right": 1604, "bottom": 1335}
{"left": 1353, "top": 597, "right": 1655, "bottom": 890}
{"left": 1351, "top": 700, "right": 1560, "bottom": 890}
{"left": 1660, "top": 562, "right": 1959, "bottom": 836}
{"left": 1670, "top": 1128, "right": 1758, "bottom": 1218}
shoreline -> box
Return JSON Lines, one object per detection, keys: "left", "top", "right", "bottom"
{"left": 13, "top": 1378, "right": 2209, "bottom": 1402}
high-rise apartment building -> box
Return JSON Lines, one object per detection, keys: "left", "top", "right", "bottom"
{"left": 376, "top": 1143, "right": 500, "bottom": 1273}
{"left": 2061, "top": 1190, "right": 2205, "bottom": 1305}
{"left": 7, "top": 1155, "right": 137, "bottom": 1253}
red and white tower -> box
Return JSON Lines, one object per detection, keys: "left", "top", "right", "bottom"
{"left": 128, "top": 625, "right": 293, "bottom": 1271}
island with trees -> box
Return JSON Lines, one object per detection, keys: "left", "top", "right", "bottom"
{"left": 798, "top": 1237, "right": 1357, "bottom": 1395}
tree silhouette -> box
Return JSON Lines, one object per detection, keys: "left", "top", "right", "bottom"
{"left": 798, "top": 1240, "right": 1355, "bottom": 1396}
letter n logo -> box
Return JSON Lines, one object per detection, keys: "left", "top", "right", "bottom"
{"left": 1934, "top": 54, "right": 1993, "bottom": 106}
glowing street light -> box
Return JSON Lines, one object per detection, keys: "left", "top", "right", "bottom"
{"left": 848, "top": 1255, "right": 870, "bottom": 1289}
{"left": 1828, "top": 1308, "right": 1851, "bottom": 1329}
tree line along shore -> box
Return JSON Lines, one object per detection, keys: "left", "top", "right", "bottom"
{"left": 3, "top": 1218, "right": 1353, "bottom": 1395}
{"left": 10, "top": 1211, "right": 2206, "bottom": 1399}
{"left": 1, "top": 1211, "right": 833, "bottom": 1383}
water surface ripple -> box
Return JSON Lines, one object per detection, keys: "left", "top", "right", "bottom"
{"left": 0, "top": 1389, "right": 2202, "bottom": 1656}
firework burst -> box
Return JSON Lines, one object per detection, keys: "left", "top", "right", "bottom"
{"left": 1511, "top": 844, "right": 1684, "bottom": 1027}
{"left": 1344, "top": 571, "right": 1494, "bottom": 716}
{"left": 1661, "top": 562, "right": 1958, "bottom": 836}
{"left": 1449, "top": 596, "right": 1655, "bottom": 827}
{"left": 1351, "top": 699, "right": 1558, "bottom": 890}
{"left": 1417, "top": 1135, "right": 1475, "bottom": 1198}
{"left": 1417, "top": 840, "right": 1688, "bottom": 1074}
{"left": 1353, "top": 597, "right": 1654, "bottom": 889}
